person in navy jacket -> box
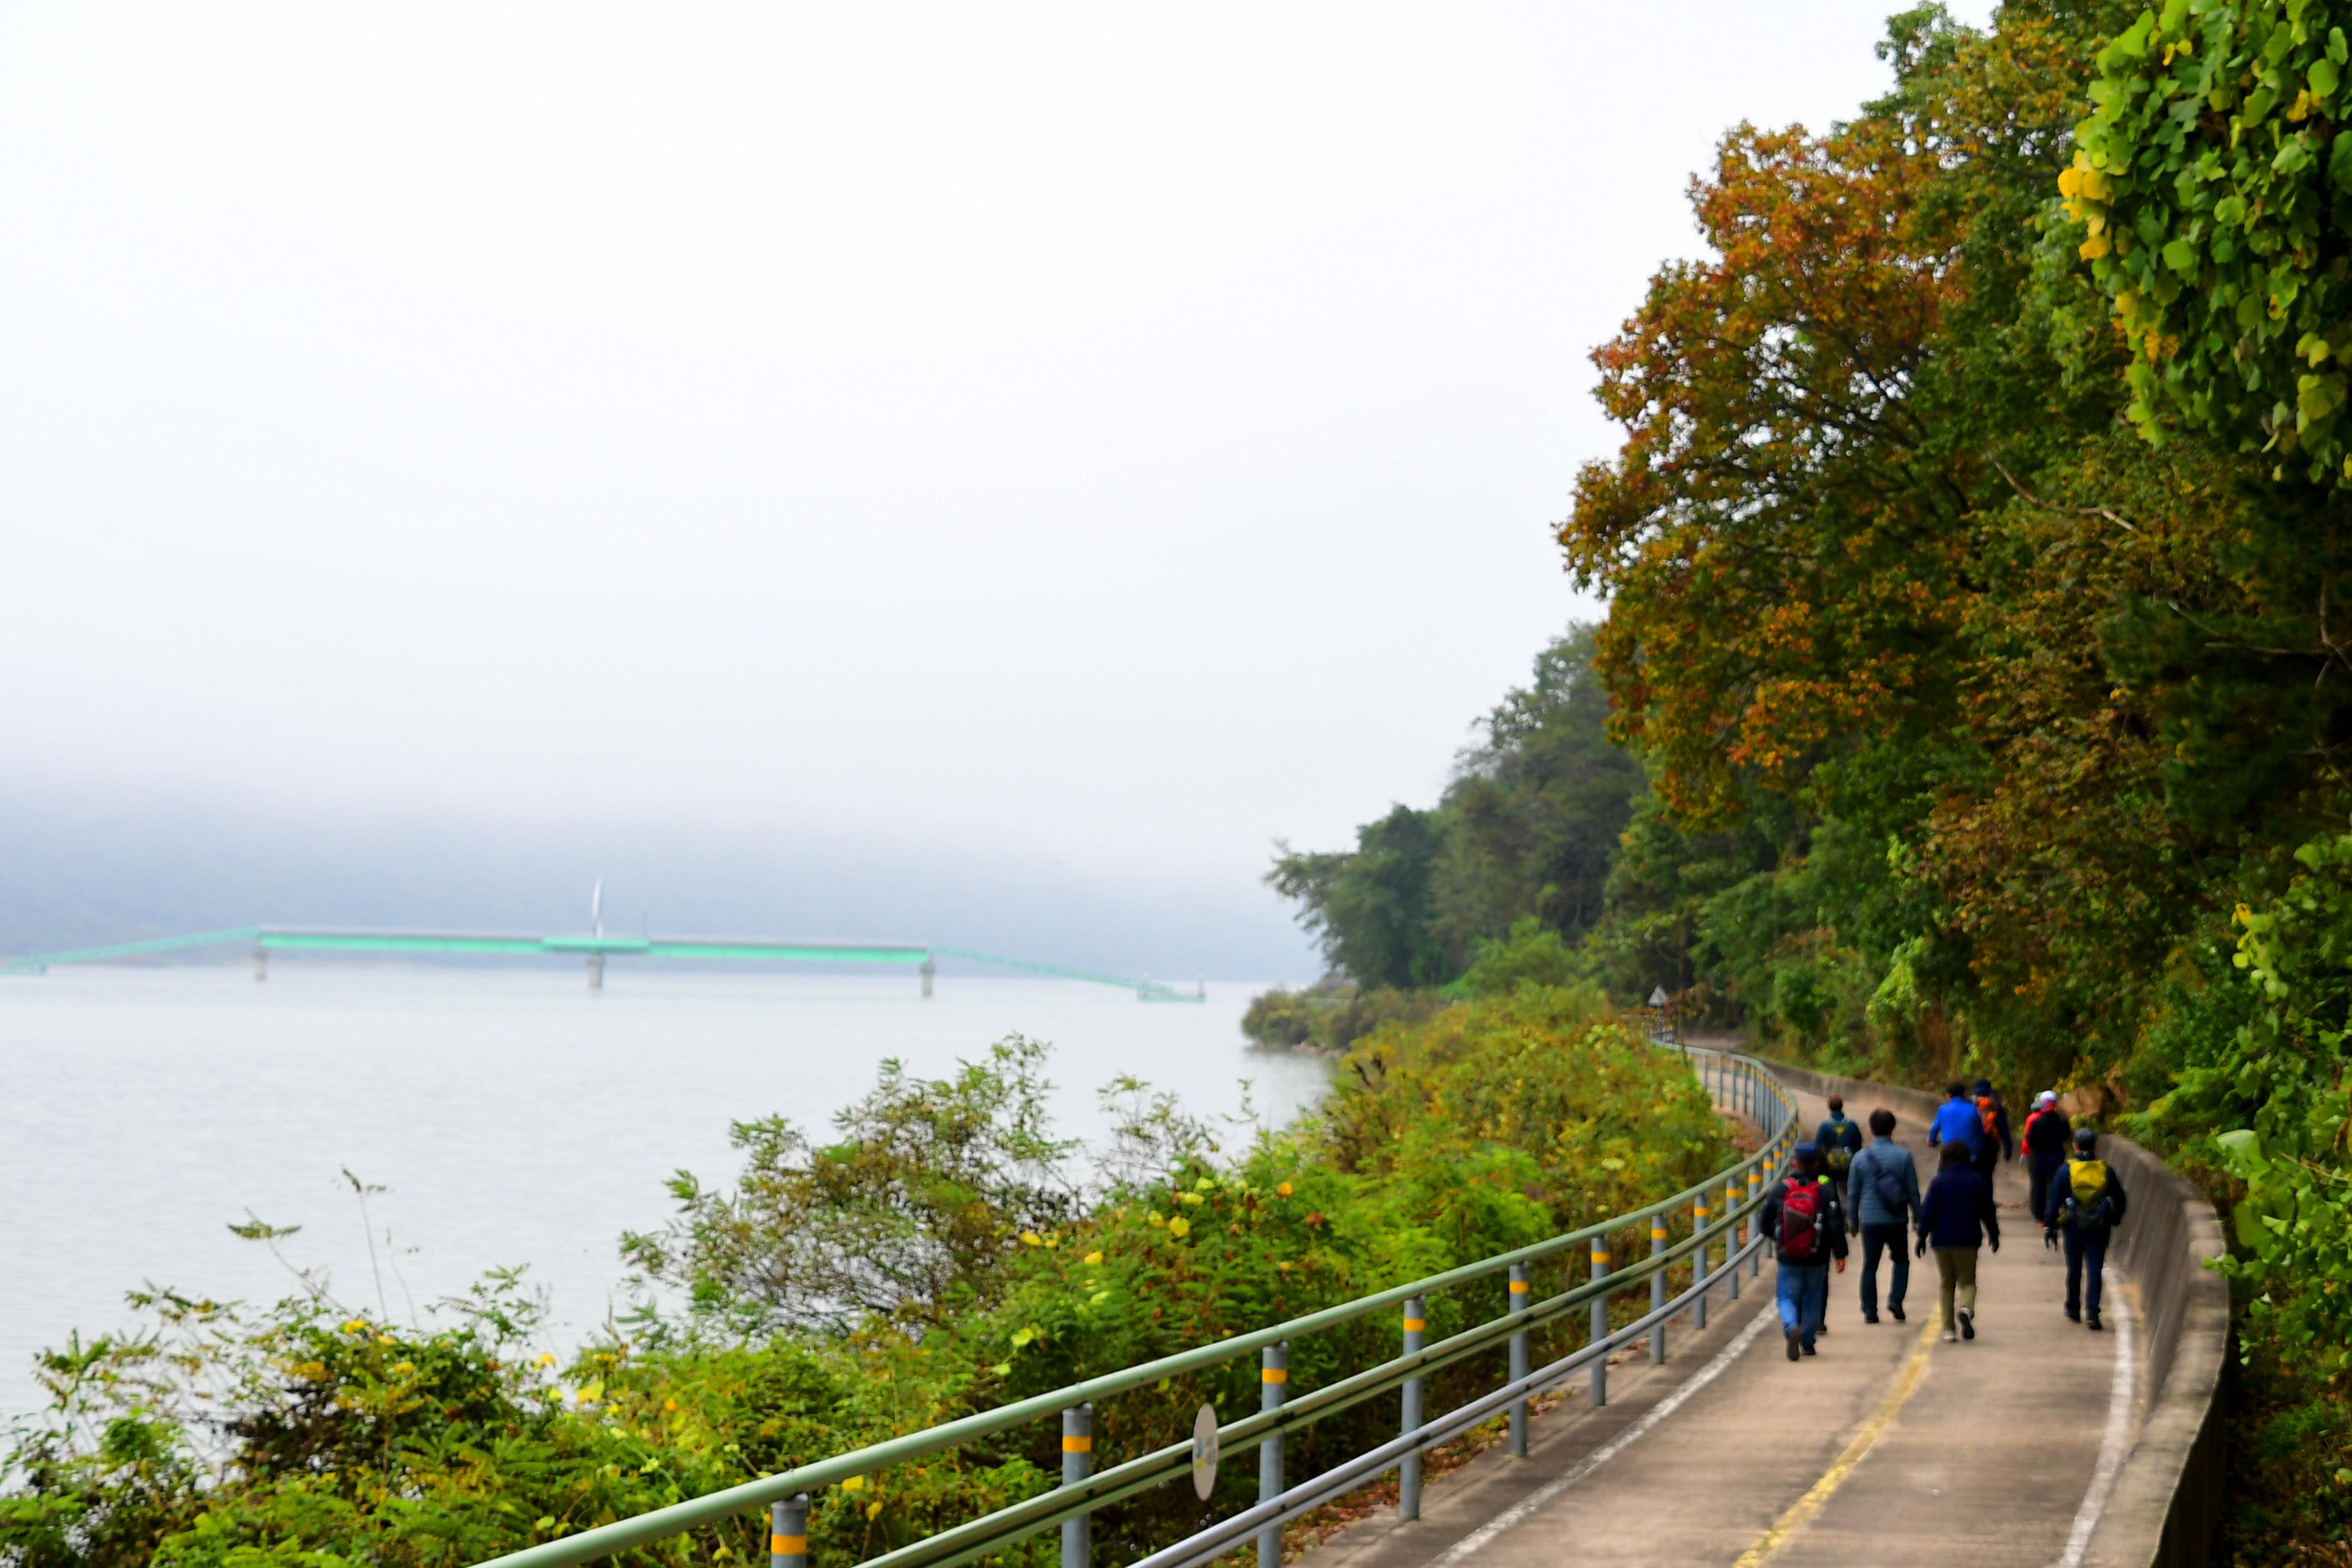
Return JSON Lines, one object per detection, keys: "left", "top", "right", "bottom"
{"left": 1916, "top": 1139, "right": 1999, "bottom": 1343}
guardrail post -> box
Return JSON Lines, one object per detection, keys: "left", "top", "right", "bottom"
{"left": 1589, "top": 1237, "right": 1610, "bottom": 1407}
{"left": 1507, "top": 1264, "right": 1530, "bottom": 1457}
{"left": 1400, "top": 1295, "right": 1426, "bottom": 1520}
{"left": 1257, "top": 1346, "right": 1286, "bottom": 1568}
{"left": 1059, "top": 1404, "right": 1092, "bottom": 1568}
{"left": 1649, "top": 1214, "right": 1669, "bottom": 1364}
{"left": 1692, "top": 1195, "right": 1710, "bottom": 1330}
{"left": 1724, "top": 1181, "right": 1741, "bottom": 1303}
{"left": 770, "top": 1493, "right": 808, "bottom": 1568}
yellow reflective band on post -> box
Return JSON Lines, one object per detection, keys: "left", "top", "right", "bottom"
{"left": 1403, "top": 1317, "right": 1426, "bottom": 1332}
{"left": 1260, "top": 1367, "right": 1288, "bottom": 1384}
{"left": 1591, "top": 1246, "right": 1608, "bottom": 1264}
{"left": 1062, "top": 1434, "right": 1093, "bottom": 1452}
{"left": 771, "top": 1536, "right": 807, "bottom": 1556}
{"left": 1696, "top": 1203, "right": 1709, "bottom": 1218}
{"left": 1508, "top": 1279, "right": 1530, "bottom": 1294}
{"left": 1651, "top": 1223, "right": 1669, "bottom": 1240}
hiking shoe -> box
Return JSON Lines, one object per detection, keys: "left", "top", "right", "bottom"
{"left": 1940, "top": 1328, "right": 1959, "bottom": 1343}
{"left": 1816, "top": 1320, "right": 1828, "bottom": 1335}
{"left": 1785, "top": 1328, "right": 1801, "bottom": 1362}
{"left": 2087, "top": 1313, "right": 2103, "bottom": 1332}
{"left": 1889, "top": 1303, "right": 1905, "bottom": 1322}
{"left": 1959, "top": 1309, "right": 1975, "bottom": 1341}
{"left": 2064, "top": 1308, "right": 2081, "bottom": 1323}
{"left": 1862, "top": 1311, "right": 1880, "bottom": 1324}
{"left": 1801, "top": 1341, "right": 1818, "bottom": 1356}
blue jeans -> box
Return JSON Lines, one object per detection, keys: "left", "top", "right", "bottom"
{"left": 2063, "top": 1226, "right": 2110, "bottom": 1317}
{"left": 1777, "top": 1261, "right": 1830, "bottom": 1347}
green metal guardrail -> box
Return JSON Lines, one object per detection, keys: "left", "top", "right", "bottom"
{"left": 474, "top": 1045, "right": 1799, "bottom": 1568}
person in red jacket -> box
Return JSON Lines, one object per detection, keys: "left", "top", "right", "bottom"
{"left": 2019, "top": 1090, "right": 2073, "bottom": 1224}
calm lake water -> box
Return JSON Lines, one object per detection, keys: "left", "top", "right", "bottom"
{"left": 0, "top": 965, "right": 1329, "bottom": 1424}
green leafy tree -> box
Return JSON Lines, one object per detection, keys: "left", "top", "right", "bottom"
{"left": 2072, "top": 0, "right": 2352, "bottom": 481}
{"left": 621, "top": 1038, "right": 1079, "bottom": 1337}
{"left": 1432, "top": 625, "right": 1645, "bottom": 954}
{"left": 1266, "top": 627, "right": 1643, "bottom": 991}
{"left": 1267, "top": 805, "right": 1448, "bottom": 989}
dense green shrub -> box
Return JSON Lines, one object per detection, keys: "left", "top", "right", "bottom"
{"left": 1237, "top": 983, "right": 1441, "bottom": 1055}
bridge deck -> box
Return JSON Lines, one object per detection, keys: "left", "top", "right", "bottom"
{"left": 1301, "top": 1083, "right": 2139, "bottom": 1567}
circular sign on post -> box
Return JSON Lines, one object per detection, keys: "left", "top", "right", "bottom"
{"left": 1190, "top": 1403, "right": 1220, "bottom": 1500}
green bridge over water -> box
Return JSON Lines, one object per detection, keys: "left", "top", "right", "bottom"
{"left": 0, "top": 925, "right": 1206, "bottom": 1001}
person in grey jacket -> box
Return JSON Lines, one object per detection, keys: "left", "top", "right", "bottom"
{"left": 1847, "top": 1108, "right": 1922, "bottom": 1324}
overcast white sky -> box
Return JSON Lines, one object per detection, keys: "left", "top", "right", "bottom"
{"left": 0, "top": 4, "right": 1980, "bottom": 937}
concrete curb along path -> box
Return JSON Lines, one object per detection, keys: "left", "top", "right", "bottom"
{"left": 1289, "top": 1058, "right": 2228, "bottom": 1568}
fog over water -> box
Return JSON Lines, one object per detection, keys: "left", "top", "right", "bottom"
{"left": 0, "top": 966, "right": 1329, "bottom": 1424}
{"left": 0, "top": 3, "right": 1981, "bottom": 975}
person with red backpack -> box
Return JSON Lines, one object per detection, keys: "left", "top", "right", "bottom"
{"left": 1763, "top": 1142, "right": 1848, "bottom": 1361}
{"left": 1916, "top": 1139, "right": 2001, "bottom": 1342}
{"left": 2019, "top": 1090, "right": 2073, "bottom": 1224}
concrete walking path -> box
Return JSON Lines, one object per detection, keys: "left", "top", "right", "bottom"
{"left": 1297, "top": 1084, "right": 2140, "bottom": 1568}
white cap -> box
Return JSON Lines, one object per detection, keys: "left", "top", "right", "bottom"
{"left": 2036, "top": 1090, "right": 2057, "bottom": 1107}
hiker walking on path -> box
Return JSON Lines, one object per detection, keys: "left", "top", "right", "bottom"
{"left": 1928, "top": 1081, "right": 1983, "bottom": 1163}
{"left": 1814, "top": 1095, "right": 1864, "bottom": 1210}
{"left": 2021, "top": 1090, "right": 2073, "bottom": 1223}
{"left": 2043, "top": 1126, "right": 2128, "bottom": 1331}
{"left": 1847, "top": 1108, "right": 1920, "bottom": 1326}
{"left": 1763, "top": 1142, "right": 1848, "bottom": 1361}
{"left": 1917, "top": 1139, "right": 2000, "bottom": 1344}
{"left": 1968, "top": 1077, "right": 2014, "bottom": 1183}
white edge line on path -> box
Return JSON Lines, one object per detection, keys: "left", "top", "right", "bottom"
{"left": 2056, "top": 1282, "right": 2137, "bottom": 1568}
{"left": 1431, "top": 1302, "right": 1778, "bottom": 1567}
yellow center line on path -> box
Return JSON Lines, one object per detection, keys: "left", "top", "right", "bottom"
{"left": 1730, "top": 1317, "right": 1941, "bottom": 1568}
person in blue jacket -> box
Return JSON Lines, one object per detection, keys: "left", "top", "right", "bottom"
{"left": 1927, "top": 1081, "right": 1983, "bottom": 1161}
{"left": 1916, "top": 1138, "right": 2000, "bottom": 1343}
{"left": 1847, "top": 1108, "right": 1921, "bottom": 1324}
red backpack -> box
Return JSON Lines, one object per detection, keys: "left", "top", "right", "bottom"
{"left": 1780, "top": 1177, "right": 1823, "bottom": 1261}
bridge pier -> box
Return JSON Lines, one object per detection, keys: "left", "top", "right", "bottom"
{"left": 921, "top": 956, "right": 935, "bottom": 999}
{"left": 253, "top": 943, "right": 268, "bottom": 983}
{"left": 587, "top": 953, "right": 603, "bottom": 992}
